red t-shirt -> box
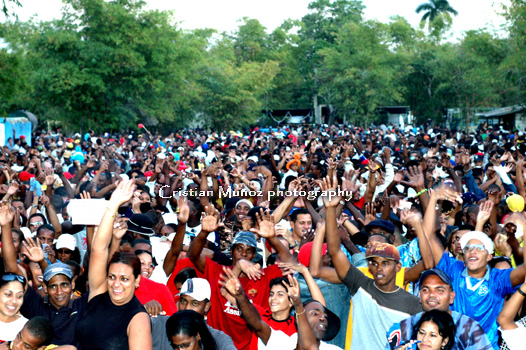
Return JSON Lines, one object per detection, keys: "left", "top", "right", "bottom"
{"left": 204, "top": 257, "right": 283, "bottom": 350}
{"left": 249, "top": 304, "right": 296, "bottom": 350}
{"left": 135, "top": 276, "right": 177, "bottom": 316}
{"left": 354, "top": 196, "right": 365, "bottom": 210}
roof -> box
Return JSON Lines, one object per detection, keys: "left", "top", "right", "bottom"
{"left": 476, "top": 105, "right": 526, "bottom": 118}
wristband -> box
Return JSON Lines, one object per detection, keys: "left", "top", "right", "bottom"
{"left": 416, "top": 189, "right": 427, "bottom": 197}
{"left": 518, "top": 288, "right": 526, "bottom": 298}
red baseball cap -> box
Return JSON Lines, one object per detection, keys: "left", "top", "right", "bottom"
{"left": 366, "top": 243, "right": 400, "bottom": 263}
{"left": 18, "top": 171, "right": 35, "bottom": 182}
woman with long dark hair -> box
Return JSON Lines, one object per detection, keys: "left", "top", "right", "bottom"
{"left": 165, "top": 310, "right": 216, "bottom": 350}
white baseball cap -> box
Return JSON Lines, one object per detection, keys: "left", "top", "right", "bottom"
{"left": 55, "top": 234, "right": 77, "bottom": 251}
{"left": 180, "top": 278, "right": 211, "bottom": 301}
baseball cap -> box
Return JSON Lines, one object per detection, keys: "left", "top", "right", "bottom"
{"left": 366, "top": 243, "right": 400, "bottom": 263}
{"left": 460, "top": 231, "right": 494, "bottom": 254}
{"left": 179, "top": 278, "right": 211, "bottom": 301}
{"left": 18, "top": 171, "right": 35, "bottom": 182}
{"left": 419, "top": 269, "right": 453, "bottom": 290}
{"left": 55, "top": 234, "right": 76, "bottom": 251}
{"left": 365, "top": 219, "right": 395, "bottom": 235}
{"left": 506, "top": 194, "right": 525, "bottom": 212}
{"left": 43, "top": 262, "right": 74, "bottom": 282}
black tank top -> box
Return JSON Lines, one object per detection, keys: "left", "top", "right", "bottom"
{"left": 75, "top": 292, "right": 146, "bottom": 350}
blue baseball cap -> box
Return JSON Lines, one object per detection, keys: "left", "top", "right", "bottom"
{"left": 44, "top": 262, "right": 74, "bottom": 282}
{"left": 419, "top": 269, "right": 453, "bottom": 290}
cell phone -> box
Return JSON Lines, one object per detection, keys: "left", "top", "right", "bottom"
{"left": 42, "top": 244, "right": 49, "bottom": 259}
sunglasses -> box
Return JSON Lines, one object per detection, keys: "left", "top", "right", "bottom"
{"left": 2, "top": 273, "right": 27, "bottom": 285}
{"left": 57, "top": 249, "right": 73, "bottom": 254}
{"left": 463, "top": 244, "right": 486, "bottom": 254}
{"left": 30, "top": 221, "right": 44, "bottom": 227}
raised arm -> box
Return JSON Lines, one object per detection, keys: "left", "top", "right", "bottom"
{"left": 250, "top": 209, "right": 294, "bottom": 264}
{"left": 321, "top": 175, "right": 351, "bottom": 280}
{"left": 0, "top": 202, "right": 21, "bottom": 274}
{"left": 308, "top": 220, "right": 341, "bottom": 283}
{"left": 188, "top": 205, "right": 221, "bottom": 273}
{"left": 285, "top": 275, "right": 319, "bottom": 350}
{"left": 89, "top": 180, "right": 135, "bottom": 301}
{"left": 163, "top": 196, "right": 189, "bottom": 276}
{"left": 40, "top": 194, "right": 62, "bottom": 237}
{"left": 400, "top": 210, "right": 435, "bottom": 285}
{"left": 422, "top": 188, "right": 461, "bottom": 265}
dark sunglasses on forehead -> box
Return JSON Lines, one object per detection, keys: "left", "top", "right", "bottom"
{"left": 1, "top": 273, "right": 27, "bottom": 286}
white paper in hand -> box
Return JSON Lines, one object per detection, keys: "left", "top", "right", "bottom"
{"left": 68, "top": 199, "right": 109, "bottom": 226}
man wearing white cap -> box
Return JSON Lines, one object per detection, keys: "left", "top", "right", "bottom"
{"left": 428, "top": 230, "right": 526, "bottom": 349}
{"left": 150, "top": 278, "right": 236, "bottom": 350}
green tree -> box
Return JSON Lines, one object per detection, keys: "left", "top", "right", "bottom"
{"left": 416, "top": 0, "right": 458, "bottom": 28}
{"left": 321, "top": 19, "right": 408, "bottom": 126}
{"left": 2, "top": 0, "right": 21, "bottom": 17}
{"left": 5, "top": 0, "right": 202, "bottom": 132}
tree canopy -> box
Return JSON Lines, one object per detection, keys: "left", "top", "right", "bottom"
{"left": 0, "top": 0, "right": 524, "bottom": 132}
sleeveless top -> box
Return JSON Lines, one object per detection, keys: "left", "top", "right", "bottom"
{"left": 75, "top": 292, "right": 146, "bottom": 350}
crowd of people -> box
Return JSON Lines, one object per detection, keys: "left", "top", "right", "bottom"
{"left": 0, "top": 123, "right": 525, "bottom": 350}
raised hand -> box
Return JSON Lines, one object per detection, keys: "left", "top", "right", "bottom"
{"left": 485, "top": 187, "right": 502, "bottom": 206}
{"left": 201, "top": 205, "right": 221, "bottom": 233}
{"left": 399, "top": 209, "right": 423, "bottom": 228}
{"left": 284, "top": 275, "right": 301, "bottom": 305}
{"left": 363, "top": 202, "right": 377, "bottom": 225}
{"left": 109, "top": 180, "right": 136, "bottom": 207}
{"left": 40, "top": 194, "right": 50, "bottom": 207}
{"left": 401, "top": 165, "right": 425, "bottom": 189}
{"left": 219, "top": 266, "right": 243, "bottom": 297}
{"left": 0, "top": 201, "right": 15, "bottom": 226}
{"left": 319, "top": 175, "right": 340, "bottom": 208}
{"left": 44, "top": 168, "right": 55, "bottom": 186}
{"left": 112, "top": 215, "right": 128, "bottom": 240}
{"left": 250, "top": 208, "right": 275, "bottom": 239}
{"left": 21, "top": 237, "right": 45, "bottom": 262}
{"left": 6, "top": 182, "right": 19, "bottom": 196}
{"left": 177, "top": 196, "right": 190, "bottom": 224}
{"left": 429, "top": 186, "right": 463, "bottom": 204}
{"left": 477, "top": 200, "right": 494, "bottom": 224}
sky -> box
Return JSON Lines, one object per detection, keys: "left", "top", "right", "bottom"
{"left": 4, "top": 0, "right": 511, "bottom": 40}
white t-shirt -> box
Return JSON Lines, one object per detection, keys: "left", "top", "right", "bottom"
{"left": 500, "top": 324, "right": 526, "bottom": 350}
{"left": 265, "top": 329, "right": 342, "bottom": 350}
{"left": 0, "top": 315, "right": 28, "bottom": 342}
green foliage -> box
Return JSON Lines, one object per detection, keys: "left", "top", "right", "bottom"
{"left": 0, "top": 0, "right": 525, "bottom": 132}
{"left": 416, "top": 0, "right": 458, "bottom": 28}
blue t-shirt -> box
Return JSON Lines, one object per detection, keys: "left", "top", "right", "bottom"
{"left": 437, "top": 253, "right": 514, "bottom": 350}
